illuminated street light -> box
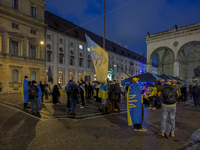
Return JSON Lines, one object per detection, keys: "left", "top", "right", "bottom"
{"left": 40, "top": 41, "right": 44, "bottom": 45}
{"left": 114, "top": 64, "right": 117, "bottom": 67}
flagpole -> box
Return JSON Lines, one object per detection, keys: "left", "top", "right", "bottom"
{"left": 103, "top": 0, "right": 105, "bottom": 50}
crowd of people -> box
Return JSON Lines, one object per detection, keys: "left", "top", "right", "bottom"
{"left": 21, "top": 74, "right": 200, "bottom": 137}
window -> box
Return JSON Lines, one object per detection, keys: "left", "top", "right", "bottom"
{"left": 47, "top": 44, "right": 51, "bottom": 49}
{"left": 46, "top": 69, "right": 48, "bottom": 73}
{"left": 58, "top": 76, "right": 63, "bottom": 85}
{"left": 11, "top": 41, "right": 18, "bottom": 55}
{"left": 79, "top": 52, "right": 83, "bottom": 57}
{"left": 59, "top": 54, "right": 64, "bottom": 64}
{"left": 59, "top": 47, "right": 63, "bottom": 53}
{"left": 79, "top": 73, "right": 83, "bottom": 76}
{"left": 59, "top": 70, "right": 63, "bottom": 74}
{"left": 121, "top": 59, "right": 123, "bottom": 62}
{"left": 70, "top": 72, "right": 74, "bottom": 75}
{"left": 129, "top": 68, "right": 131, "bottom": 75}
{"left": 31, "top": 71, "right": 36, "bottom": 81}
{"left": 87, "top": 60, "right": 91, "bottom": 68}
{"left": 31, "top": 29, "right": 36, "bottom": 35}
{"left": 60, "top": 38, "right": 63, "bottom": 44}
{"left": 79, "top": 45, "right": 83, "bottom": 49}
{"left": 79, "top": 58, "right": 83, "bottom": 67}
{"left": 125, "top": 66, "right": 127, "bottom": 72}
{"left": 12, "top": 0, "right": 18, "bottom": 11}
{"left": 70, "top": 42, "right": 74, "bottom": 47}
{"left": 70, "top": 56, "right": 74, "bottom": 65}
{"left": 125, "top": 60, "right": 127, "bottom": 63}
{"left": 121, "top": 65, "right": 123, "bottom": 73}
{"left": 47, "top": 51, "right": 52, "bottom": 62}
{"left": 30, "top": 45, "right": 36, "bottom": 58}
{"left": 47, "top": 34, "right": 51, "bottom": 40}
{"left": 13, "top": 70, "right": 18, "bottom": 82}
{"left": 12, "top": 23, "right": 19, "bottom": 29}
{"left": 31, "top": 6, "right": 36, "bottom": 18}
{"left": 70, "top": 50, "right": 74, "bottom": 55}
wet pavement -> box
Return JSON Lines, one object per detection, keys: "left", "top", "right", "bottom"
{"left": 0, "top": 93, "right": 200, "bottom": 150}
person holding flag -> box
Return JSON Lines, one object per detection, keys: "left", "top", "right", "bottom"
{"left": 127, "top": 77, "right": 147, "bottom": 132}
{"left": 21, "top": 76, "right": 29, "bottom": 111}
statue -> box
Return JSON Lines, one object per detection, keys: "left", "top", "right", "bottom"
{"left": 194, "top": 66, "right": 200, "bottom": 77}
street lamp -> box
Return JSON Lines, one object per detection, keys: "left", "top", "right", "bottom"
{"left": 40, "top": 41, "right": 44, "bottom": 45}
{"left": 114, "top": 64, "right": 117, "bottom": 67}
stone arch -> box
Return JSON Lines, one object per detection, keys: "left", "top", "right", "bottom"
{"left": 150, "top": 46, "right": 175, "bottom": 75}
{"left": 177, "top": 41, "right": 200, "bottom": 80}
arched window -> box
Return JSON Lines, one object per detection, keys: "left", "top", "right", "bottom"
{"left": 31, "top": 71, "right": 36, "bottom": 81}
{"left": 13, "top": 70, "right": 18, "bottom": 82}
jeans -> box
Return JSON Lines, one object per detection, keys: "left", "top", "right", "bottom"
{"left": 157, "top": 95, "right": 162, "bottom": 107}
{"left": 160, "top": 105, "right": 176, "bottom": 133}
{"left": 31, "top": 97, "right": 38, "bottom": 113}
{"left": 70, "top": 98, "right": 77, "bottom": 113}
{"left": 148, "top": 96, "right": 155, "bottom": 108}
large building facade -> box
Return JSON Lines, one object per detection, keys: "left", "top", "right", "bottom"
{"left": 0, "top": 0, "right": 46, "bottom": 93}
{"left": 44, "top": 11, "right": 154, "bottom": 87}
{"left": 146, "top": 23, "right": 200, "bottom": 83}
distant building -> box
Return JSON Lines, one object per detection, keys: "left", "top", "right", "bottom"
{"left": 45, "top": 11, "right": 149, "bottom": 86}
{"left": 0, "top": 0, "right": 46, "bottom": 93}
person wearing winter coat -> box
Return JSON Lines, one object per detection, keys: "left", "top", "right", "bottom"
{"left": 52, "top": 85, "right": 60, "bottom": 105}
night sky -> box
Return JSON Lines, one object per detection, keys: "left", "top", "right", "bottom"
{"left": 45, "top": 0, "right": 200, "bottom": 63}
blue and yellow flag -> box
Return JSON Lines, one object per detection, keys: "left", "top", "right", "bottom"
{"left": 127, "top": 83, "right": 142, "bottom": 126}
{"left": 98, "top": 84, "right": 108, "bottom": 99}
{"left": 21, "top": 79, "right": 29, "bottom": 103}
{"left": 36, "top": 84, "right": 42, "bottom": 109}
{"left": 85, "top": 34, "right": 108, "bottom": 82}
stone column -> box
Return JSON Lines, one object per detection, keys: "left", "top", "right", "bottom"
{"left": 0, "top": 36, "right": 2, "bottom": 53}
{"left": 2, "top": 32, "right": 8, "bottom": 53}
{"left": 147, "top": 62, "right": 152, "bottom": 73}
{"left": 174, "top": 60, "right": 179, "bottom": 77}
{"left": 20, "top": 41, "right": 23, "bottom": 56}
{"left": 23, "top": 38, "right": 28, "bottom": 57}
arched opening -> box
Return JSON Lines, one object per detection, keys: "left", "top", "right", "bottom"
{"left": 177, "top": 41, "right": 200, "bottom": 81}
{"left": 31, "top": 71, "right": 36, "bottom": 81}
{"left": 150, "top": 47, "right": 175, "bottom": 75}
{"left": 13, "top": 70, "right": 18, "bottom": 82}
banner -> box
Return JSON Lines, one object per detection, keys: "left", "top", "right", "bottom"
{"left": 127, "top": 83, "right": 142, "bottom": 126}
{"left": 85, "top": 34, "right": 108, "bottom": 82}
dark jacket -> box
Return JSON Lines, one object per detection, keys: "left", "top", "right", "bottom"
{"left": 154, "top": 81, "right": 184, "bottom": 105}
{"left": 109, "top": 83, "right": 121, "bottom": 100}
{"left": 52, "top": 85, "right": 60, "bottom": 104}
{"left": 68, "top": 85, "right": 79, "bottom": 99}
{"left": 28, "top": 85, "right": 39, "bottom": 99}
{"left": 192, "top": 86, "right": 200, "bottom": 96}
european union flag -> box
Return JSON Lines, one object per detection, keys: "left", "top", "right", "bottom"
{"left": 127, "top": 83, "right": 142, "bottom": 126}
{"left": 47, "top": 65, "right": 53, "bottom": 84}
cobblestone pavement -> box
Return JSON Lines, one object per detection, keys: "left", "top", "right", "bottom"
{"left": 0, "top": 93, "right": 200, "bottom": 150}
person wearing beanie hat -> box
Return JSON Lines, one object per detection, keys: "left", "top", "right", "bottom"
{"left": 154, "top": 79, "right": 184, "bottom": 137}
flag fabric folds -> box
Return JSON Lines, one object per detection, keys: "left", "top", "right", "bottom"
{"left": 36, "top": 84, "right": 42, "bottom": 109}
{"left": 21, "top": 79, "right": 29, "bottom": 103}
{"left": 98, "top": 84, "right": 108, "bottom": 99}
{"left": 127, "top": 83, "right": 142, "bottom": 126}
{"left": 85, "top": 34, "right": 108, "bottom": 82}
{"left": 47, "top": 65, "right": 53, "bottom": 84}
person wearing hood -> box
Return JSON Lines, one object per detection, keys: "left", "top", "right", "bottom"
{"left": 21, "top": 76, "right": 29, "bottom": 111}
{"left": 127, "top": 77, "right": 147, "bottom": 132}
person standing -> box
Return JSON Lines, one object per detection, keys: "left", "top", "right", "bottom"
{"left": 52, "top": 85, "right": 60, "bottom": 105}
{"left": 192, "top": 84, "right": 200, "bottom": 107}
{"left": 145, "top": 83, "right": 157, "bottom": 110}
{"left": 109, "top": 80, "right": 121, "bottom": 113}
{"left": 65, "top": 80, "right": 75, "bottom": 110}
{"left": 127, "top": 77, "right": 147, "bottom": 132}
{"left": 28, "top": 80, "right": 39, "bottom": 115}
{"left": 68, "top": 81, "right": 79, "bottom": 116}
{"left": 21, "top": 76, "right": 29, "bottom": 111}
{"left": 87, "top": 83, "right": 92, "bottom": 99}
{"left": 79, "top": 80, "right": 85, "bottom": 108}
{"left": 39, "top": 81, "right": 45, "bottom": 102}
{"left": 155, "top": 80, "right": 184, "bottom": 137}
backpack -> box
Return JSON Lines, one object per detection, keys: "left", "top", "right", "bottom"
{"left": 29, "top": 86, "right": 38, "bottom": 99}
{"left": 114, "top": 83, "right": 121, "bottom": 95}
{"left": 163, "top": 86, "right": 177, "bottom": 104}
{"left": 69, "top": 86, "right": 79, "bottom": 100}
{"left": 146, "top": 87, "right": 154, "bottom": 95}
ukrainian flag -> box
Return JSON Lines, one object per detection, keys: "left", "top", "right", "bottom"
{"left": 21, "top": 79, "right": 29, "bottom": 103}
{"left": 127, "top": 83, "right": 142, "bottom": 126}
{"left": 85, "top": 34, "right": 108, "bottom": 82}
{"left": 98, "top": 84, "right": 108, "bottom": 99}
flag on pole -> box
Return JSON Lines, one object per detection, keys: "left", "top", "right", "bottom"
{"left": 47, "top": 65, "right": 53, "bottom": 84}
{"left": 85, "top": 34, "right": 108, "bottom": 82}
